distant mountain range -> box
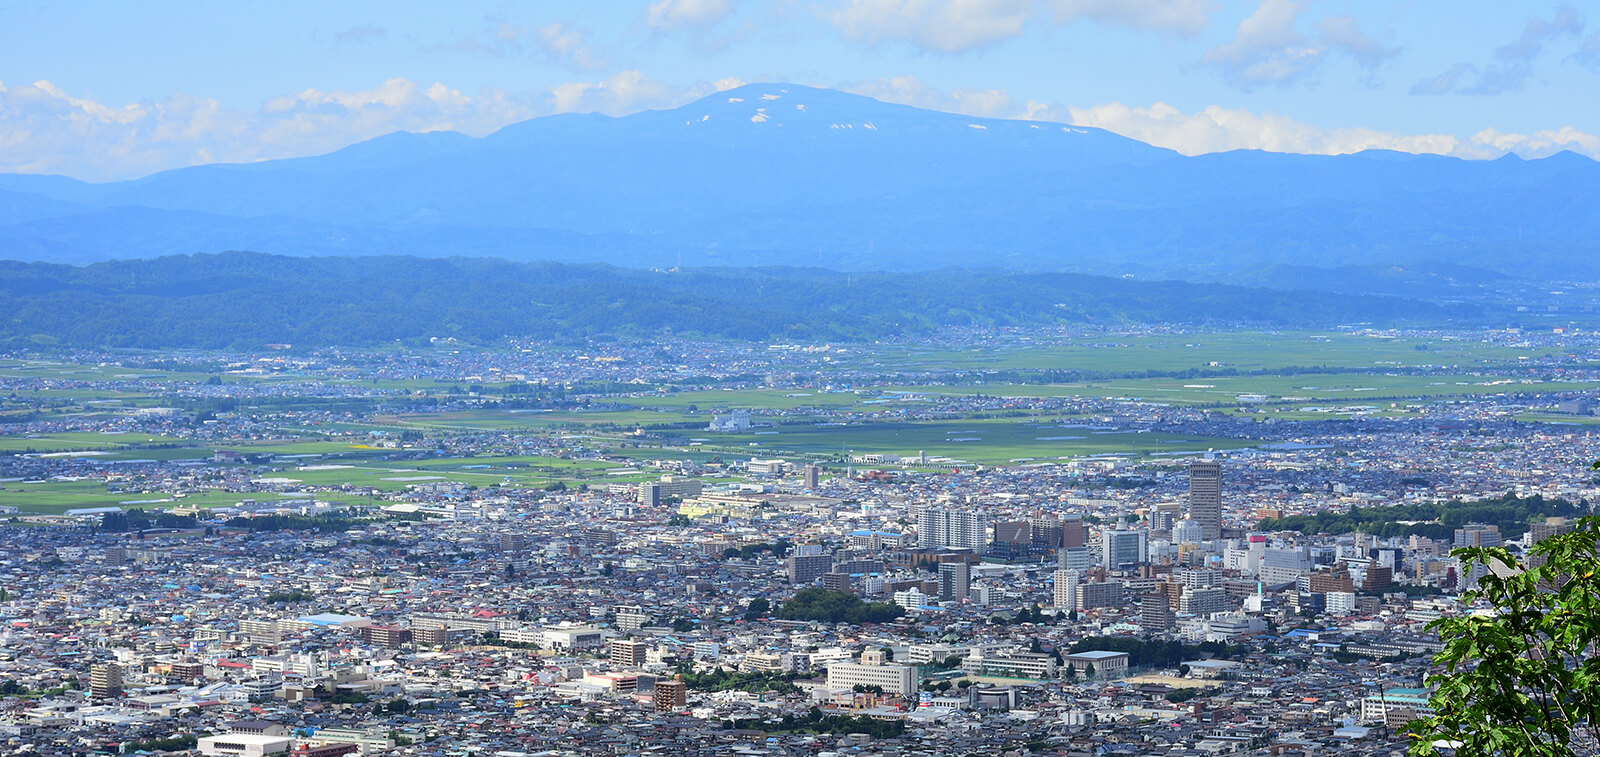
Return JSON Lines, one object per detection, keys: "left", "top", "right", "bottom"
{"left": 0, "top": 252, "right": 1487, "bottom": 350}
{"left": 1, "top": 83, "right": 1597, "bottom": 284}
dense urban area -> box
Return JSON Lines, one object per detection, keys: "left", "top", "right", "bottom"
{"left": 3, "top": 325, "right": 1599, "bottom": 757}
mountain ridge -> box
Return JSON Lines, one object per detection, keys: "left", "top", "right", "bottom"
{"left": 0, "top": 251, "right": 1490, "bottom": 350}
{"left": 0, "top": 82, "right": 1595, "bottom": 281}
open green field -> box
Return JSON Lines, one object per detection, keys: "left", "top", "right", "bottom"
{"left": 839, "top": 331, "right": 1541, "bottom": 374}
{"left": 0, "top": 481, "right": 307, "bottom": 515}
{"left": 680, "top": 418, "right": 1253, "bottom": 465}
{"left": 0, "top": 432, "right": 194, "bottom": 453}
{"left": 896, "top": 374, "right": 1600, "bottom": 406}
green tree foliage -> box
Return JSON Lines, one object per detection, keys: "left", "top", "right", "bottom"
{"left": 223, "top": 514, "right": 371, "bottom": 532}
{"left": 674, "top": 667, "right": 802, "bottom": 695}
{"left": 743, "top": 598, "right": 771, "bottom": 622}
{"left": 121, "top": 734, "right": 199, "bottom": 753}
{"left": 723, "top": 541, "right": 793, "bottom": 560}
{"left": 1165, "top": 687, "right": 1215, "bottom": 703}
{"left": 99, "top": 509, "right": 198, "bottom": 532}
{"left": 726, "top": 707, "right": 906, "bottom": 738}
{"left": 261, "top": 589, "right": 315, "bottom": 603}
{"left": 1408, "top": 514, "right": 1600, "bottom": 756}
{"left": 774, "top": 588, "right": 905, "bottom": 625}
{"left": 1258, "top": 493, "right": 1584, "bottom": 541}
{"left": 1067, "top": 637, "right": 1247, "bottom": 669}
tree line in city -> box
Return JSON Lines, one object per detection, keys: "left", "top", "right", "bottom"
{"left": 1255, "top": 492, "right": 1587, "bottom": 541}
{"left": 772, "top": 588, "right": 906, "bottom": 624}
{"left": 0, "top": 251, "right": 1466, "bottom": 350}
{"left": 1067, "top": 637, "right": 1250, "bottom": 670}
{"left": 723, "top": 707, "right": 906, "bottom": 738}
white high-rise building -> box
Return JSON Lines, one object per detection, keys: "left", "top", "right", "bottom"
{"left": 1053, "top": 569, "right": 1080, "bottom": 611}
{"left": 1259, "top": 546, "right": 1312, "bottom": 585}
{"left": 918, "top": 507, "right": 986, "bottom": 551}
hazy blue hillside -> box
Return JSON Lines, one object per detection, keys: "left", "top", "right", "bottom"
{"left": 0, "top": 252, "right": 1480, "bottom": 349}
{"left": 0, "top": 83, "right": 1596, "bottom": 280}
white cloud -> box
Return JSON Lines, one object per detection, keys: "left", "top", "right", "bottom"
{"left": 1199, "top": 0, "right": 1395, "bottom": 90}
{"left": 1495, "top": 4, "right": 1583, "bottom": 62}
{"left": 1198, "top": 0, "right": 1322, "bottom": 89}
{"left": 0, "top": 76, "right": 688, "bottom": 181}
{"left": 847, "top": 74, "right": 1020, "bottom": 116}
{"left": 1469, "top": 126, "right": 1600, "bottom": 159}
{"left": 547, "top": 70, "right": 678, "bottom": 114}
{"left": 848, "top": 76, "right": 1600, "bottom": 163}
{"left": 1412, "top": 5, "right": 1584, "bottom": 96}
{"left": 824, "top": 0, "right": 1217, "bottom": 53}
{"left": 1067, "top": 101, "right": 1461, "bottom": 156}
{"left": 828, "top": 0, "right": 1034, "bottom": 54}
{"left": 1051, "top": 0, "right": 1214, "bottom": 36}
{"left": 647, "top": 0, "right": 737, "bottom": 30}
{"left": 1315, "top": 15, "right": 1399, "bottom": 69}
{"left": 1571, "top": 31, "right": 1600, "bottom": 69}
{"left": 421, "top": 17, "right": 606, "bottom": 71}
{"left": 334, "top": 24, "right": 386, "bottom": 45}
{"left": 534, "top": 23, "right": 608, "bottom": 71}
{"left": 1066, "top": 100, "right": 1600, "bottom": 162}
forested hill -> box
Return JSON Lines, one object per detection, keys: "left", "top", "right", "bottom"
{"left": 0, "top": 252, "right": 1480, "bottom": 349}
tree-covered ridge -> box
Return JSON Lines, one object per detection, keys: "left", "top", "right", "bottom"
{"left": 0, "top": 251, "right": 1468, "bottom": 349}
{"left": 1257, "top": 493, "right": 1589, "bottom": 541}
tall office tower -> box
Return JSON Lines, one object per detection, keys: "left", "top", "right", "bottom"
{"left": 90, "top": 664, "right": 123, "bottom": 699}
{"left": 1188, "top": 459, "right": 1223, "bottom": 541}
{"left": 917, "top": 507, "right": 986, "bottom": 551}
{"left": 804, "top": 464, "right": 821, "bottom": 489}
{"left": 1141, "top": 593, "right": 1175, "bottom": 633}
{"left": 1101, "top": 528, "right": 1149, "bottom": 569}
{"left": 938, "top": 561, "right": 970, "bottom": 602}
{"left": 1053, "top": 569, "right": 1080, "bottom": 611}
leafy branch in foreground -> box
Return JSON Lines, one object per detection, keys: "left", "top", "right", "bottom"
{"left": 1408, "top": 476, "right": 1599, "bottom": 756}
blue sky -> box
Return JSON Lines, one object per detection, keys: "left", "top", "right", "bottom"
{"left": 2, "top": 0, "right": 1597, "bottom": 180}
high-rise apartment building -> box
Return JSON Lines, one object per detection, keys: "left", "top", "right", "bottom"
{"left": 90, "top": 663, "right": 122, "bottom": 699}
{"left": 917, "top": 507, "right": 985, "bottom": 551}
{"left": 1188, "top": 460, "right": 1223, "bottom": 541}
{"left": 1454, "top": 524, "right": 1501, "bottom": 548}
{"left": 653, "top": 679, "right": 687, "bottom": 712}
{"left": 610, "top": 639, "right": 649, "bottom": 668}
{"left": 938, "top": 561, "right": 970, "bottom": 602}
{"left": 785, "top": 554, "right": 834, "bottom": 585}
{"left": 1141, "top": 593, "right": 1175, "bottom": 633}
{"left": 1052, "top": 569, "right": 1080, "bottom": 611}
